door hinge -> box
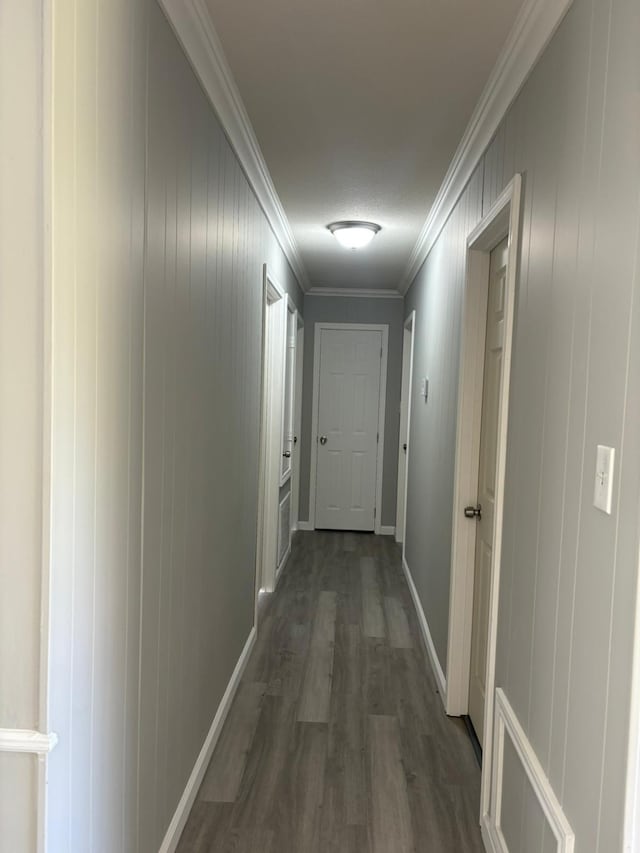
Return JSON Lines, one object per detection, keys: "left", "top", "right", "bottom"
{"left": 374, "top": 507, "right": 377, "bottom": 519}
{"left": 376, "top": 432, "right": 379, "bottom": 443}
{"left": 380, "top": 347, "right": 383, "bottom": 359}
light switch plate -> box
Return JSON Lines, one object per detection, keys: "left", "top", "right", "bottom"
{"left": 593, "top": 444, "right": 615, "bottom": 515}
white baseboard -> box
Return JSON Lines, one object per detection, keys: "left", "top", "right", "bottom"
{"left": 158, "top": 625, "right": 257, "bottom": 853}
{"left": 485, "top": 688, "right": 575, "bottom": 853}
{"left": 379, "top": 525, "right": 396, "bottom": 537}
{"left": 402, "top": 555, "right": 447, "bottom": 707}
{"left": 296, "top": 520, "right": 314, "bottom": 531}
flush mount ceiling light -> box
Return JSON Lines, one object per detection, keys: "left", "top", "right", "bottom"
{"left": 327, "top": 220, "right": 381, "bottom": 250}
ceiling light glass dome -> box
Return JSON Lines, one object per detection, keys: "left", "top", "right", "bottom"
{"left": 327, "top": 220, "right": 381, "bottom": 250}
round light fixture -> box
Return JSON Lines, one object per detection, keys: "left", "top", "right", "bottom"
{"left": 327, "top": 220, "right": 381, "bottom": 250}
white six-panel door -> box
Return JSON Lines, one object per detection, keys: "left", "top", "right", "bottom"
{"left": 468, "top": 236, "right": 509, "bottom": 745}
{"left": 314, "top": 327, "right": 383, "bottom": 531}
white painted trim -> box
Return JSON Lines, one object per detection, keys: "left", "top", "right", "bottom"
{"left": 379, "top": 526, "right": 396, "bottom": 537}
{"left": 483, "top": 689, "right": 575, "bottom": 853}
{"left": 400, "top": 0, "right": 573, "bottom": 294}
{"left": 402, "top": 556, "right": 447, "bottom": 707}
{"left": 481, "top": 820, "right": 502, "bottom": 853}
{"left": 623, "top": 504, "right": 640, "bottom": 851}
{"left": 307, "top": 287, "right": 402, "bottom": 300}
{"left": 291, "top": 324, "right": 304, "bottom": 531}
{"left": 0, "top": 729, "right": 58, "bottom": 755}
{"left": 397, "top": 311, "right": 416, "bottom": 547}
{"left": 296, "top": 521, "right": 314, "bottom": 532}
{"left": 256, "top": 267, "right": 286, "bottom": 606}
{"left": 159, "top": 626, "right": 257, "bottom": 853}
{"left": 158, "top": 0, "right": 309, "bottom": 292}
{"left": 308, "top": 323, "right": 388, "bottom": 535}
{"left": 41, "top": 1, "right": 55, "bottom": 849}
{"left": 443, "top": 177, "right": 523, "bottom": 829}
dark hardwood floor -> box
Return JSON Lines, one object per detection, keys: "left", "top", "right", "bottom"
{"left": 177, "top": 531, "right": 484, "bottom": 852}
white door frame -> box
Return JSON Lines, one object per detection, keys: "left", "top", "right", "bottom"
{"left": 396, "top": 311, "right": 416, "bottom": 546}
{"left": 256, "top": 265, "right": 286, "bottom": 603}
{"left": 443, "top": 176, "right": 522, "bottom": 819}
{"left": 279, "top": 297, "right": 297, "bottom": 487}
{"left": 291, "top": 318, "right": 304, "bottom": 531}
{"left": 309, "top": 322, "right": 388, "bottom": 535}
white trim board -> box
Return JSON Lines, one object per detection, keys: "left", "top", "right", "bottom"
{"left": 0, "top": 729, "right": 58, "bottom": 755}
{"left": 308, "top": 323, "right": 388, "bottom": 536}
{"left": 446, "top": 176, "right": 522, "bottom": 720}
{"left": 483, "top": 689, "right": 575, "bottom": 853}
{"left": 400, "top": 0, "right": 573, "bottom": 294}
{"left": 158, "top": 626, "right": 257, "bottom": 853}
{"left": 379, "top": 526, "right": 396, "bottom": 537}
{"left": 158, "top": 0, "right": 309, "bottom": 292}
{"left": 296, "top": 521, "right": 314, "bottom": 532}
{"left": 402, "top": 556, "right": 447, "bottom": 706}
{"left": 256, "top": 266, "right": 286, "bottom": 605}
{"left": 307, "top": 288, "right": 402, "bottom": 300}
{"left": 396, "top": 311, "right": 416, "bottom": 547}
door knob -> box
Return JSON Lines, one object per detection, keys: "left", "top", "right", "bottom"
{"left": 464, "top": 504, "right": 482, "bottom": 520}
{"left": 403, "top": 443, "right": 407, "bottom": 453}
{"left": 319, "top": 435, "right": 327, "bottom": 445}
{"left": 283, "top": 451, "right": 291, "bottom": 458}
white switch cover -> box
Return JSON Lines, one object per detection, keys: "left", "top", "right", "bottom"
{"left": 593, "top": 445, "right": 615, "bottom": 515}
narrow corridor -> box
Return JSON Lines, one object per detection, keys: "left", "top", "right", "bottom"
{"left": 177, "top": 532, "right": 484, "bottom": 852}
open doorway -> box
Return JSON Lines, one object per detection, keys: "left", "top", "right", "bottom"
{"left": 396, "top": 311, "right": 416, "bottom": 546}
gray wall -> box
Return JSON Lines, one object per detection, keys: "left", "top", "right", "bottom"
{"left": 299, "top": 295, "right": 404, "bottom": 528}
{"left": 47, "top": 2, "right": 302, "bottom": 852}
{"left": 0, "top": 1, "right": 46, "bottom": 849}
{"left": 404, "top": 0, "right": 640, "bottom": 849}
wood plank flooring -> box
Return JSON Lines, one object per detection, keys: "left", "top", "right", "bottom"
{"left": 178, "top": 531, "right": 484, "bottom": 852}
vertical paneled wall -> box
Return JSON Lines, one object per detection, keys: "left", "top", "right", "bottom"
{"left": 0, "top": 1, "right": 46, "bottom": 850}
{"left": 403, "top": 167, "right": 483, "bottom": 665}
{"left": 48, "top": 2, "right": 302, "bottom": 852}
{"left": 403, "top": 0, "right": 640, "bottom": 849}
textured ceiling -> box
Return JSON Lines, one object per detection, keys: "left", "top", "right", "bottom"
{"left": 206, "top": 0, "right": 525, "bottom": 291}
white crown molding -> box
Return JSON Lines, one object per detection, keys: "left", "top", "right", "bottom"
{"left": 0, "top": 728, "right": 58, "bottom": 755}
{"left": 307, "top": 287, "right": 402, "bottom": 300}
{"left": 400, "top": 0, "right": 574, "bottom": 294}
{"left": 159, "top": 0, "right": 310, "bottom": 292}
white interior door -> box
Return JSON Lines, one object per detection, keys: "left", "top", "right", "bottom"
{"left": 395, "top": 315, "right": 414, "bottom": 544}
{"left": 468, "top": 236, "right": 508, "bottom": 745}
{"left": 315, "top": 327, "right": 382, "bottom": 531}
{"left": 291, "top": 323, "right": 304, "bottom": 530}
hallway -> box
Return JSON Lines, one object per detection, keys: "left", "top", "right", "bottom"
{"left": 177, "top": 532, "right": 483, "bottom": 852}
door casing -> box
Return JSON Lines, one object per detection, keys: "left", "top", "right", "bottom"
{"left": 291, "top": 319, "right": 304, "bottom": 531}
{"left": 396, "top": 311, "right": 416, "bottom": 546}
{"left": 308, "top": 323, "right": 388, "bottom": 535}
{"left": 444, "top": 175, "right": 523, "bottom": 824}
{"left": 256, "top": 265, "right": 286, "bottom": 605}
